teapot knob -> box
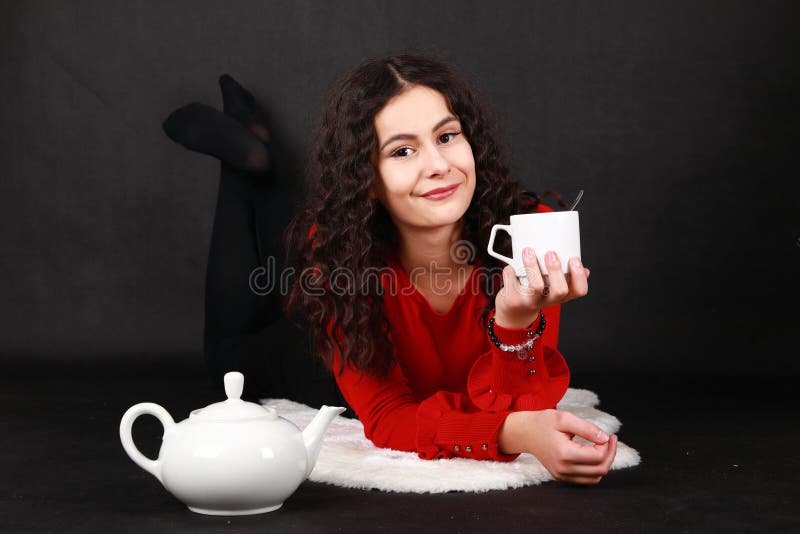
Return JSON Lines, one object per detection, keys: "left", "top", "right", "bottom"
{"left": 223, "top": 372, "right": 244, "bottom": 400}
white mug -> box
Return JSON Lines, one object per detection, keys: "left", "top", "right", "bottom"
{"left": 487, "top": 211, "right": 581, "bottom": 287}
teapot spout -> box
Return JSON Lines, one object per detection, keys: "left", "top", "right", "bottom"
{"left": 302, "top": 405, "right": 345, "bottom": 478}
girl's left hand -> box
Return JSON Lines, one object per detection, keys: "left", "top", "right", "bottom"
{"left": 494, "top": 247, "right": 590, "bottom": 329}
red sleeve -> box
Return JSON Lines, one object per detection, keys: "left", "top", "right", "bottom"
{"left": 319, "top": 200, "right": 569, "bottom": 461}
{"left": 329, "top": 321, "right": 520, "bottom": 462}
{"left": 467, "top": 306, "right": 570, "bottom": 413}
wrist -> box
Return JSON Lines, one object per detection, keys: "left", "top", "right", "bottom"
{"left": 493, "top": 308, "right": 541, "bottom": 330}
{"left": 498, "top": 411, "right": 532, "bottom": 455}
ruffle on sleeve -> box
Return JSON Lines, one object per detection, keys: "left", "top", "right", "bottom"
{"left": 468, "top": 309, "right": 570, "bottom": 412}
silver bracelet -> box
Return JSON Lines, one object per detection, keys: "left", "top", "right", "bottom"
{"left": 487, "top": 312, "right": 546, "bottom": 359}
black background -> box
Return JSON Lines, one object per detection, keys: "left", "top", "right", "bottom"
{"left": 2, "top": 1, "right": 798, "bottom": 377}
{"left": 2, "top": 2, "right": 799, "bottom": 532}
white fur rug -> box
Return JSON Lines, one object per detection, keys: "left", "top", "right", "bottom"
{"left": 260, "top": 388, "right": 640, "bottom": 493}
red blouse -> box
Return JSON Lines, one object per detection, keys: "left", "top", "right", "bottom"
{"left": 328, "top": 203, "right": 571, "bottom": 462}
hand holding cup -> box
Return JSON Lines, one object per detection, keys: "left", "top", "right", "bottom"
{"left": 488, "top": 210, "right": 589, "bottom": 328}
{"left": 494, "top": 247, "right": 590, "bottom": 329}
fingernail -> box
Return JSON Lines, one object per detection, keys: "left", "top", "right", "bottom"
{"left": 523, "top": 247, "right": 533, "bottom": 260}
{"left": 570, "top": 257, "right": 582, "bottom": 269}
{"left": 546, "top": 251, "right": 559, "bottom": 264}
{"left": 597, "top": 430, "right": 609, "bottom": 442}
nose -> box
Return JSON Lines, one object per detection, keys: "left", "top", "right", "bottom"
{"left": 422, "top": 145, "right": 450, "bottom": 177}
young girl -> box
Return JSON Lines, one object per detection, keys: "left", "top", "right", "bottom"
{"left": 164, "top": 53, "right": 617, "bottom": 485}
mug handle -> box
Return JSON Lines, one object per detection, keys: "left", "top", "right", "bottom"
{"left": 487, "top": 224, "right": 514, "bottom": 266}
{"left": 488, "top": 224, "right": 530, "bottom": 288}
{"left": 119, "top": 402, "right": 175, "bottom": 485}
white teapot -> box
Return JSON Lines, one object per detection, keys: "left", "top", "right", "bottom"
{"left": 119, "top": 372, "right": 345, "bottom": 515}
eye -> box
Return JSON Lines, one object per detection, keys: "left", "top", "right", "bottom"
{"left": 439, "top": 131, "right": 461, "bottom": 143}
{"left": 390, "top": 147, "right": 413, "bottom": 158}
{"left": 389, "top": 131, "right": 462, "bottom": 158}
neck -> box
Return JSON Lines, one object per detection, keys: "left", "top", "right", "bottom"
{"left": 393, "top": 219, "right": 468, "bottom": 276}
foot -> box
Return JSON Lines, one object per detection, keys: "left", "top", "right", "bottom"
{"left": 162, "top": 102, "right": 270, "bottom": 174}
{"left": 219, "top": 74, "right": 271, "bottom": 145}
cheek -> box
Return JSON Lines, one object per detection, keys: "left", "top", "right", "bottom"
{"left": 376, "top": 165, "right": 416, "bottom": 197}
{"left": 452, "top": 144, "right": 476, "bottom": 173}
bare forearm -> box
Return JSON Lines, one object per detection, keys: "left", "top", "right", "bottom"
{"left": 497, "top": 411, "right": 531, "bottom": 455}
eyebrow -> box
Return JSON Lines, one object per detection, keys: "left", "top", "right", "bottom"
{"left": 379, "top": 115, "right": 460, "bottom": 152}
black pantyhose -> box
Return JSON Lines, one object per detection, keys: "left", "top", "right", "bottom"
{"left": 163, "top": 102, "right": 270, "bottom": 175}
{"left": 218, "top": 74, "right": 271, "bottom": 145}
{"left": 163, "top": 74, "right": 344, "bottom": 409}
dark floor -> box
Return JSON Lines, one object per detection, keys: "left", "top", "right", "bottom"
{"left": 2, "top": 356, "right": 798, "bottom": 534}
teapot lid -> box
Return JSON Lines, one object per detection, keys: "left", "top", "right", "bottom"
{"left": 190, "top": 372, "right": 277, "bottom": 421}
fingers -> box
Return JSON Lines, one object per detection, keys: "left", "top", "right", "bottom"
{"left": 543, "top": 251, "right": 569, "bottom": 300}
{"left": 542, "top": 251, "right": 589, "bottom": 304}
{"left": 498, "top": 248, "right": 589, "bottom": 327}
{"left": 554, "top": 411, "right": 610, "bottom": 445}
{"left": 602, "top": 434, "right": 618, "bottom": 471}
{"left": 566, "top": 257, "right": 589, "bottom": 299}
{"left": 521, "top": 247, "right": 545, "bottom": 296}
{"left": 518, "top": 248, "right": 588, "bottom": 304}
{"left": 558, "top": 435, "right": 618, "bottom": 484}
{"left": 561, "top": 436, "right": 612, "bottom": 465}
{"left": 563, "top": 434, "right": 618, "bottom": 469}
{"left": 566, "top": 268, "right": 590, "bottom": 283}
{"left": 501, "top": 265, "right": 523, "bottom": 297}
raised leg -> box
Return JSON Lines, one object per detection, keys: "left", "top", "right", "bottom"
{"left": 163, "top": 75, "right": 345, "bottom": 408}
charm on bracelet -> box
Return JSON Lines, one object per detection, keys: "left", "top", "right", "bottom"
{"left": 487, "top": 312, "right": 546, "bottom": 358}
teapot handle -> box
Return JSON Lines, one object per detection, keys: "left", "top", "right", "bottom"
{"left": 119, "top": 402, "right": 175, "bottom": 484}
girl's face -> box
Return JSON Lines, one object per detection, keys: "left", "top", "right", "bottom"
{"left": 369, "top": 85, "right": 476, "bottom": 234}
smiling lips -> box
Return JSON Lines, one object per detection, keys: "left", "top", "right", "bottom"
{"left": 420, "top": 183, "right": 459, "bottom": 200}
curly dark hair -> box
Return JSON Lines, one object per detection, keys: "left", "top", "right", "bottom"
{"left": 284, "top": 51, "right": 565, "bottom": 378}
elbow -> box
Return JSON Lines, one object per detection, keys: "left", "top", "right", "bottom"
{"left": 362, "top": 415, "right": 416, "bottom": 452}
{"left": 362, "top": 420, "right": 393, "bottom": 449}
